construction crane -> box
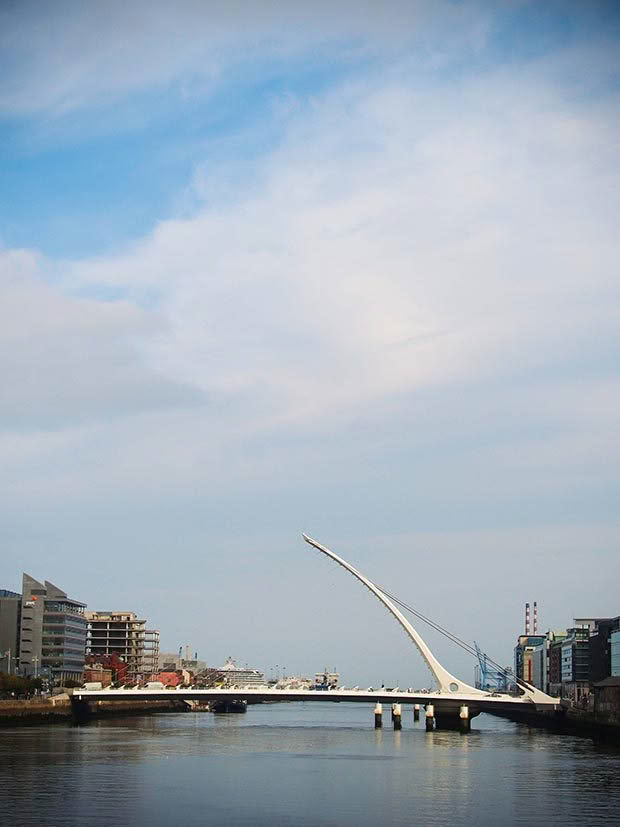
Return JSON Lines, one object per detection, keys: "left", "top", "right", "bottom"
{"left": 474, "top": 642, "right": 510, "bottom": 692}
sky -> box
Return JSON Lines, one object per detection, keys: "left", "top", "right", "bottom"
{"left": 1, "top": 0, "right": 619, "bottom": 687}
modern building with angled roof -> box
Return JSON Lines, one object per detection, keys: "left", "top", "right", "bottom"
{"left": 19, "top": 573, "right": 87, "bottom": 684}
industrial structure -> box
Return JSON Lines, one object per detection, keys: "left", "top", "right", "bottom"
{"left": 474, "top": 642, "right": 509, "bottom": 692}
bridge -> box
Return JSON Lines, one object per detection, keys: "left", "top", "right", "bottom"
{"left": 74, "top": 534, "right": 561, "bottom": 730}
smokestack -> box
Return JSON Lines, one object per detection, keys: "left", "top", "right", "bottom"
{"left": 533, "top": 601, "right": 538, "bottom": 634}
{"left": 525, "top": 602, "right": 531, "bottom": 635}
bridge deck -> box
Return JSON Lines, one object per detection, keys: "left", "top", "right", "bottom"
{"left": 74, "top": 687, "right": 556, "bottom": 713}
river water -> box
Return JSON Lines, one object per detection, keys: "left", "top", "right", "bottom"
{"left": 1, "top": 703, "right": 619, "bottom": 826}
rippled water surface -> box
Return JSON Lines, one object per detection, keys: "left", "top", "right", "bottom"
{"left": 1, "top": 703, "right": 619, "bottom": 826}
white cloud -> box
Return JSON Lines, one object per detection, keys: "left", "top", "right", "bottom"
{"left": 0, "top": 249, "right": 202, "bottom": 431}
{"left": 0, "top": 0, "right": 492, "bottom": 115}
{"left": 55, "top": 54, "right": 619, "bottom": 433}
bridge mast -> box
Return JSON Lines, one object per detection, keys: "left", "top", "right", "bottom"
{"left": 302, "top": 534, "right": 484, "bottom": 695}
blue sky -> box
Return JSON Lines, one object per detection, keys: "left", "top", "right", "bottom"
{"left": 1, "top": 1, "right": 619, "bottom": 685}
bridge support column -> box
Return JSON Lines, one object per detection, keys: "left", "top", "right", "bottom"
{"left": 374, "top": 703, "right": 383, "bottom": 728}
{"left": 393, "top": 704, "right": 402, "bottom": 730}
{"left": 71, "top": 695, "right": 92, "bottom": 724}
{"left": 413, "top": 704, "right": 420, "bottom": 721}
{"left": 459, "top": 705, "right": 470, "bottom": 733}
{"left": 425, "top": 704, "right": 435, "bottom": 731}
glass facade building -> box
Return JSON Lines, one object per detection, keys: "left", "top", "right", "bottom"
{"left": 19, "top": 574, "right": 87, "bottom": 683}
{"left": 611, "top": 630, "right": 620, "bottom": 677}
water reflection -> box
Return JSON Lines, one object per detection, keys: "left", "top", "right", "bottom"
{"left": 0, "top": 705, "right": 618, "bottom": 827}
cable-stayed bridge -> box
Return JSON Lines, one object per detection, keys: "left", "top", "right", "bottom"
{"left": 74, "top": 534, "right": 560, "bottom": 729}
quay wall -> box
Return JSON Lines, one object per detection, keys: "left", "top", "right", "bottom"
{"left": 489, "top": 705, "right": 620, "bottom": 744}
{"left": 0, "top": 696, "right": 187, "bottom": 726}
{"left": 0, "top": 697, "right": 73, "bottom": 725}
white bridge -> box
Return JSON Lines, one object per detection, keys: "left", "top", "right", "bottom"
{"left": 75, "top": 534, "right": 560, "bottom": 727}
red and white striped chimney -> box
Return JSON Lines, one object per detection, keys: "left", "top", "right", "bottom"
{"left": 525, "top": 602, "right": 531, "bottom": 635}
{"left": 533, "top": 601, "right": 538, "bottom": 634}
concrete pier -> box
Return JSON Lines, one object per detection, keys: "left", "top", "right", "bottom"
{"left": 425, "top": 704, "right": 435, "bottom": 731}
{"left": 459, "top": 705, "right": 470, "bottom": 733}
{"left": 393, "top": 704, "right": 402, "bottom": 730}
{"left": 374, "top": 702, "right": 383, "bottom": 728}
{"left": 413, "top": 703, "right": 420, "bottom": 722}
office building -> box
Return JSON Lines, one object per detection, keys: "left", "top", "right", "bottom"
{"left": 0, "top": 589, "right": 22, "bottom": 673}
{"left": 514, "top": 634, "right": 546, "bottom": 684}
{"left": 560, "top": 626, "right": 591, "bottom": 702}
{"left": 611, "top": 630, "right": 620, "bottom": 677}
{"left": 19, "top": 574, "right": 87, "bottom": 683}
{"left": 588, "top": 616, "right": 620, "bottom": 683}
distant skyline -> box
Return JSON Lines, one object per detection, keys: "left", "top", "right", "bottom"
{"left": 1, "top": 1, "right": 619, "bottom": 686}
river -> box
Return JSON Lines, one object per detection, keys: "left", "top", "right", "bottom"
{"left": 1, "top": 703, "right": 619, "bottom": 826}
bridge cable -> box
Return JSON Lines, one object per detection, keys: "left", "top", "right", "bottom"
{"left": 375, "top": 585, "right": 513, "bottom": 680}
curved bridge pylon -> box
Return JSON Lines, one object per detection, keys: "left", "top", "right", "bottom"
{"left": 302, "top": 533, "right": 555, "bottom": 704}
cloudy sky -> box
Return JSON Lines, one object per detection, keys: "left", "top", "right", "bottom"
{"left": 1, "top": 0, "right": 619, "bottom": 685}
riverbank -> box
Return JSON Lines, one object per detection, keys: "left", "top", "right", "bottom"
{"left": 0, "top": 696, "right": 72, "bottom": 725}
{"left": 490, "top": 704, "right": 620, "bottom": 744}
{"left": 0, "top": 695, "right": 188, "bottom": 726}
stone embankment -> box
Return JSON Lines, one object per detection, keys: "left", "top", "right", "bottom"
{"left": 0, "top": 694, "right": 187, "bottom": 726}
{"left": 0, "top": 695, "right": 72, "bottom": 725}
{"left": 492, "top": 704, "right": 620, "bottom": 743}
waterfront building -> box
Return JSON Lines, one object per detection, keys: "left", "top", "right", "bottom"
{"left": 216, "top": 657, "right": 266, "bottom": 687}
{"left": 514, "top": 634, "right": 546, "bottom": 684}
{"left": 592, "top": 676, "right": 620, "bottom": 720}
{"left": 84, "top": 652, "right": 129, "bottom": 683}
{"left": 530, "top": 631, "right": 567, "bottom": 694}
{"left": 85, "top": 610, "right": 157, "bottom": 681}
{"left": 589, "top": 617, "right": 620, "bottom": 682}
{"left": 560, "top": 627, "right": 591, "bottom": 702}
{"left": 0, "top": 589, "right": 22, "bottom": 673}
{"left": 531, "top": 640, "right": 547, "bottom": 693}
{"left": 83, "top": 666, "right": 113, "bottom": 686}
{"left": 611, "top": 631, "right": 620, "bottom": 677}
{"left": 19, "top": 574, "right": 87, "bottom": 684}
